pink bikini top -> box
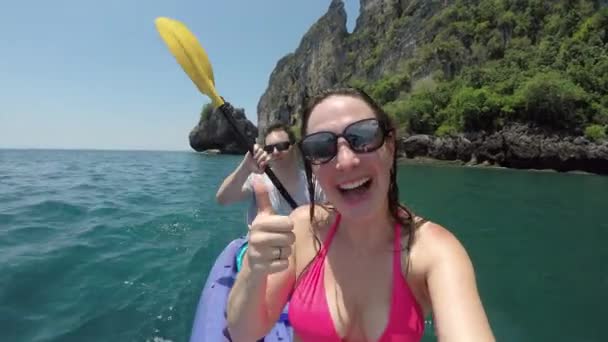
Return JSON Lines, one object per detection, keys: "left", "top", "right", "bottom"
{"left": 288, "top": 213, "right": 425, "bottom": 341}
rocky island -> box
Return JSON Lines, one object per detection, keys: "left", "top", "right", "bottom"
{"left": 191, "top": 0, "right": 608, "bottom": 174}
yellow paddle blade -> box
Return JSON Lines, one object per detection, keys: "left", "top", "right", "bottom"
{"left": 154, "top": 17, "right": 224, "bottom": 108}
{"left": 166, "top": 18, "right": 215, "bottom": 86}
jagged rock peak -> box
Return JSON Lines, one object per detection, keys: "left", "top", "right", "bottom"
{"left": 256, "top": 0, "right": 445, "bottom": 133}
{"left": 256, "top": 0, "right": 349, "bottom": 131}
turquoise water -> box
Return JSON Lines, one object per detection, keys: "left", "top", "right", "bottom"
{"left": 1, "top": 149, "right": 606, "bottom": 342}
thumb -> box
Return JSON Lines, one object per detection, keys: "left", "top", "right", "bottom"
{"left": 252, "top": 175, "right": 273, "bottom": 215}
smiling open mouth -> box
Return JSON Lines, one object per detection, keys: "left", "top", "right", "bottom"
{"left": 337, "top": 177, "right": 372, "bottom": 196}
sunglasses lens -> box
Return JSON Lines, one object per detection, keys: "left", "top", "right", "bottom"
{"left": 300, "top": 119, "right": 386, "bottom": 164}
{"left": 276, "top": 142, "right": 291, "bottom": 151}
{"left": 300, "top": 132, "right": 336, "bottom": 164}
{"left": 264, "top": 141, "right": 291, "bottom": 153}
{"left": 345, "top": 119, "right": 384, "bottom": 153}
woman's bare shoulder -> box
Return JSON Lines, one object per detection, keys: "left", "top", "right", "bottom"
{"left": 415, "top": 220, "right": 466, "bottom": 255}
{"left": 290, "top": 204, "right": 335, "bottom": 236}
{"left": 408, "top": 219, "right": 474, "bottom": 272}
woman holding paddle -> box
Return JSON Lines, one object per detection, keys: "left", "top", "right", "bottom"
{"left": 227, "top": 87, "right": 495, "bottom": 342}
{"left": 215, "top": 122, "right": 326, "bottom": 227}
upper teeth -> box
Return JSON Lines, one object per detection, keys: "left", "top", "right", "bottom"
{"left": 339, "top": 177, "right": 370, "bottom": 190}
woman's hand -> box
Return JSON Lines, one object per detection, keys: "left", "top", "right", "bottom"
{"left": 246, "top": 177, "right": 295, "bottom": 274}
{"left": 245, "top": 144, "right": 271, "bottom": 174}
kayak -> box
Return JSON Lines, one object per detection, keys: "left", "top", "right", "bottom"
{"left": 189, "top": 237, "right": 292, "bottom": 341}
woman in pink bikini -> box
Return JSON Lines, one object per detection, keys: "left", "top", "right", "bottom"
{"left": 227, "top": 87, "right": 495, "bottom": 342}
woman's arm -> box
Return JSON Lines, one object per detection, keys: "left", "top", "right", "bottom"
{"left": 215, "top": 155, "right": 254, "bottom": 205}
{"left": 226, "top": 181, "right": 306, "bottom": 340}
{"left": 226, "top": 254, "right": 295, "bottom": 340}
{"left": 216, "top": 146, "right": 268, "bottom": 205}
{"left": 423, "top": 223, "right": 495, "bottom": 342}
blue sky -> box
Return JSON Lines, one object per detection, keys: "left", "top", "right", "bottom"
{"left": 0, "top": 0, "right": 359, "bottom": 151}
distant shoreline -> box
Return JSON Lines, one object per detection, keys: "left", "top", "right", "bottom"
{"left": 6, "top": 147, "right": 597, "bottom": 176}
{"left": 397, "top": 155, "right": 596, "bottom": 175}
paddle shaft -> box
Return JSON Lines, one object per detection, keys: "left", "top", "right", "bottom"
{"left": 218, "top": 103, "right": 298, "bottom": 210}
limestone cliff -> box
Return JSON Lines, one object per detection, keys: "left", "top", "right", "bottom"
{"left": 257, "top": 0, "right": 445, "bottom": 129}
{"left": 257, "top": 0, "right": 350, "bottom": 130}
{"left": 255, "top": 0, "right": 608, "bottom": 174}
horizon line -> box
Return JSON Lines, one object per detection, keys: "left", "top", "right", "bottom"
{"left": 0, "top": 147, "right": 196, "bottom": 153}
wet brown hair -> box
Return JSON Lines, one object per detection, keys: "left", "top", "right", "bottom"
{"left": 263, "top": 121, "right": 296, "bottom": 144}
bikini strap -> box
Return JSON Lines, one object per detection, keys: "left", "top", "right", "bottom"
{"left": 319, "top": 212, "right": 341, "bottom": 257}
{"left": 393, "top": 221, "right": 403, "bottom": 274}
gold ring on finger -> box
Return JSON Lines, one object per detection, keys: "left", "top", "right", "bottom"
{"left": 275, "top": 247, "right": 282, "bottom": 260}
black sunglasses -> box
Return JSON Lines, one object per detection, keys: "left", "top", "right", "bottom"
{"left": 299, "top": 118, "right": 390, "bottom": 165}
{"left": 263, "top": 141, "right": 291, "bottom": 153}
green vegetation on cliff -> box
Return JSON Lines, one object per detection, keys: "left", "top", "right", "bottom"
{"left": 349, "top": 0, "right": 607, "bottom": 139}
{"left": 200, "top": 103, "right": 214, "bottom": 121}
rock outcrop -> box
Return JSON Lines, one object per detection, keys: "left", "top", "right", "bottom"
{"left": 189, "top": 105, "right": 258, "bottom": 154}
{"left": 400, "top": 124, "right": 608, "bottom": 174}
